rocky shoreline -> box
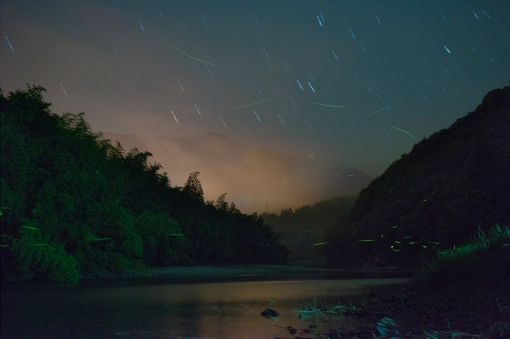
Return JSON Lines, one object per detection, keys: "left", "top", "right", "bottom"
{"left": 335, "top": 283, "right": 510, "bottom": 338}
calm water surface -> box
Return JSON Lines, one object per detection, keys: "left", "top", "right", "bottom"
{"left": 1, "top": 278, "right": 408, "bottom": 339}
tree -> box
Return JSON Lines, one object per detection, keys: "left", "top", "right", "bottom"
{"left": 1, "top": 84, "right": 289, "bottom": 281}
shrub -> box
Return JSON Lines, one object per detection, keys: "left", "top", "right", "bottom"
{"left": 412, "top": 224, "right": 510, "bottom": 293}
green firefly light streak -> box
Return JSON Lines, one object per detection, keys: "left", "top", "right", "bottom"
{"left": 367, "top": 107, "right": 389, "bottom": 116}
{"left": 162, "top": 39, "right": 226, "bottom": 70}
{"left": 231, "top": 95, "right": 281, "bottom": 110}
{"left": 385, "top": 124, "right": 416, "bottom": 139}
{"left": 306, "top": 101, "right": 345, "bottom": 108}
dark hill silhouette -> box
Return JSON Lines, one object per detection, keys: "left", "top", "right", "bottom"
{"left": 0, "top": 85, "right": 291, "bottom": 281}
{"left": 326, "top": 86, "right": 510, "bottom": 268}
{"left": 101, "top": 131, "right": 372, "bottom": 213}
{"left": 261, "top": 196, "right": 357, "bottom": 264}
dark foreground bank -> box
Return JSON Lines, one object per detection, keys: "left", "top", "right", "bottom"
{"left": 323, "top": 225, "right": 510, "bottom": 338}
{"left": 328, "top": 279, "right": 509, "bottom": 339}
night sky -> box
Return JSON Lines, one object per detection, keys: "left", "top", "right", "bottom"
{"left": 1, "top": 1, "right": 509, "bottom": 176}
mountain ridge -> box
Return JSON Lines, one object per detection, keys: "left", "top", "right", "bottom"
{"left": 101, "top": 131, "right": 373, "bottom": 214}
{"left": 325, "top": 86, "right": 510, "bottom": 268}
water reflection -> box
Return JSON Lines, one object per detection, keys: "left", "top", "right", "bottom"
{"left": 1, "top": 278, "right": 407, "bottom": 338}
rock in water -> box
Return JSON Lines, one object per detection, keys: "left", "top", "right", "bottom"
{"left": 260, "top": 308, "right": 280, "bottom": 317}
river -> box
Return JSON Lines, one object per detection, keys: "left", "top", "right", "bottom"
{"left": 1, "top": 266, "right": 410, "bottom": 338}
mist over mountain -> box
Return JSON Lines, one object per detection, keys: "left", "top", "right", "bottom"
{"left": 101, "top": 131, "right": 372, "bottom": 213}
{"left": 326, "top": 86, "right": 510, "bottom": 268}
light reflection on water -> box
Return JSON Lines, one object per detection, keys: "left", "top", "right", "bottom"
{"left": 1, "top": 278, "right": 407, "bottom": 338}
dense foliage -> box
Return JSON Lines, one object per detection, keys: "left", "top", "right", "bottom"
{"left": 326, "top": 86, "right": 510, "bottom": 268}
{"left": 0, "top": 85, "right": 289, "bottom": 282}
{"left": 261, "top": 196, "right": 356, "bottom": 263}
{"left": 412, "top": 224, "right": 510, "bottom": 294}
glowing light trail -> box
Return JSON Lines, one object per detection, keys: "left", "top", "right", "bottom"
{"left": 171, "top": 110, "right": 179, "bottom": 123}
{"left": 230, "top": 95, "right": 280, "bottom": 110}
{"left": 317, "top": 16, "right": 323, "bottom": 27}
{"left": 220, "top": 117, "right": 227, "bottom": 129}
{"left": 367, "top": 107, "right": 389, "bottom": 116}
{"left": 306, "top": 101, "right": 344, "bottom": 108}
{"left": 296, "top": 80, "right": 304, "bottom": 91}
{"left": 138, "top": 17, "right": 145, "bottom": 32}
{"left": 5, "top": 36, "right": 14, "bottom": 52}
{"left": 308, "top": 82, "right": 316, "bottom": 92}
{"left": 385, "top": 124, "right": 416, "bottom": 139}
{"left": 60, "top": 83, "right": 68, "bottom": 97}
{"left": 162, "top": 39, "right": 226, "bottom": 70}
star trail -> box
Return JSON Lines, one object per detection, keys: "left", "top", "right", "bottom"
{"left": 1, "top": 1, "right": 508, "bottom": 175}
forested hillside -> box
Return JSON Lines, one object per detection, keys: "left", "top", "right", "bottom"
{"left": 0, "top": 85, "right": 289, "bottom": 282}
{"left": 326, "top": 86, "right": 510, "bottom": 268}
{"left": 261, "top": 196, "right": 356, "bottom": 263}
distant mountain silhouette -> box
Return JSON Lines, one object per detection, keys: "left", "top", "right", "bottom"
{"left": 326, "top": 86, "right": 510, "bottom": 268}
{"left": 261, "top": 196, "right": 357, "bottom": 264}
{"left": 101, "top": 131, "right": 372, "bottom": 213}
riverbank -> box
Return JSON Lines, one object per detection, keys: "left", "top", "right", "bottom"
{"left": 109, "top": 263, "right": 415, "bottom": 283}
{"left": 3, "top": 262, "right": 507, "bottom": 338}
{"left": 333, "top": 279, "right": 510, "bottom": 338}
{"left": 126, "top": 264, "right": 509, "bottom": 338}
{"left": 324, "top": 225, "right": 510, "bottom": 338}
